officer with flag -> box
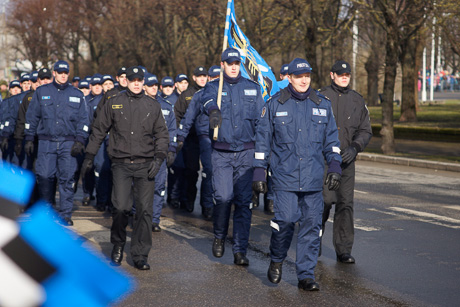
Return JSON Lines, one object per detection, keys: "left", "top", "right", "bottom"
{"left": 253, "top": 58, "right": 342, "bottom": 291}
{"left": 24, "top": 60, "right": 89, "bottom": 226}
{"left": 202, "top": 48, "right": 265, "bottom": 266}
{"left": 82, "top": 66, "right": 169, "bottom": 270}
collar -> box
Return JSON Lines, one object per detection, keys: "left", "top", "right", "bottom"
{"left": 52, "top": 79, "right": 69, "bottom": 90}
{"left": 331, "top": 81, "right": 350, "bottom": 94}
{"left": 126, "top": 88, "right": 145, "bottom": 98}
{"left": 223, "top": 72, "right": 241, "bottom": 84}
{"left": 287, "top": 83, "right": 311, "bottom": 101}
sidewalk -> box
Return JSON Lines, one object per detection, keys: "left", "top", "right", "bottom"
{"left": 361, "top": 137, "right": 460, "bottom": 172}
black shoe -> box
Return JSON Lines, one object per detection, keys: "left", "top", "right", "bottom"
{"left": 337, "top": 253, "right": 355, "bottom": 264}
{"left": 169, "top": 198, "right": 180, "bottom": 209}
{"left": 267, "top": 261, "right": 282, "bottom": 284}
{"left": 233, "top": 253, "right": 249, "bottom": 266}
{"left": 111, "top": 245, "right": 124, "bottom": 266}
{"left": 96, "top": 203, "right": 106, "bottom": 212}
{"left": 264, "top": 199, "right": 274, "bottom": 214}
{"left": 152, "top": 223, "right": 162, "bottom": 232}
{"left": 134, "top": 260, "right": 150, "bottom": 270}
{"left": 60, "top": 217, "right": 73, "bottom": 226}
{"left": 298, "top": 278, "right": 320, "bottom": 291}
{"left": 185, "top": 201, "right": 194, "bottom": 213}
{"left": 202, "top": 207, "right": 213, "bottom": 219}
{"left": 82, "top": 196, "right": 90, "bottom": 206}
{"left": 212, "top": 238, "right": 225, "bottom": 258}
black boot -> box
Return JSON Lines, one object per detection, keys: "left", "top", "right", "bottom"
{"left": 234, "top": 253, "right": 249, "bottom": 266}
{"left": 264, "top": 198, "right": 274, "bottom": 214}
{"left": 212, "top": 238, "right": 225, "bottom": 258}
{"left": 111, "top": 245, "right": 124, "bottom": 266}
{"left": 267, "top": 261, "right": 282, "bottom": 284}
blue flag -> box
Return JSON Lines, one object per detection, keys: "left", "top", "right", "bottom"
{"left": 226, "top": 1, "right": 285, "bottom": 101}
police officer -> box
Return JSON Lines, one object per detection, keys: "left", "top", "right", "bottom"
{"left": 20, "top": 74, "right": 31, "bottom": 92}
{"left": 176, "top": 65, "right": 220, "bottom": 219}
{"left": 174, "top": 66, "right": 208, "bottom": 213}
{"left": 78, "top": 79, "right": 91, "bottom": 96}
{"left": 279, "top": 64, "right": 289, "bottom": 80}
{"left": 319, "top": 60, "right": 372, "bottom": 264}
{"left": 24, "top": 60, "right": 89, "bottom": 226}
{"left": 175, "top": 73, "right": 189, "bottom": 95}
{"left": 93, "top": 67, "right": 128, "bottom": 120}
{"left": 202, "top": 48, "right": 265, "bottom": 265}
{"left": 72, "top": 76, "right": 81, "bottom": 88}
{"left": 82, "top": 66, "right": 168, "bottom": 270}
{"left": 102, "top": 75, "right": 115, "bottom": 93}
{"left": 144, "top": 72, "right": 177, "bottom": 232}
{"left": 160, "top": 77, "right": 179, "bottom": 105}
{"left": 253, "top": 58, "right": 342, "bottom": 291}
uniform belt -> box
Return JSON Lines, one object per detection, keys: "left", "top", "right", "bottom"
{"left": 111, "top": 158, "right": 152, "bottom": 164}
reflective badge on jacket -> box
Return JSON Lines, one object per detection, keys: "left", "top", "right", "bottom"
{"left": 112, "top": 104, "right": 123, "bottom": 109}
{"left": 42, "top": 96, "right": 50, "bottom": 100}
{"left": 69, "top": 97, "right": 80, "bottom": 103}
{"left": 312, "top": 108, "right": 327, "bottom": 116}
{"left": 162, "top": 109, "right": 170, "bottom": 116}
{"left": 244, "top": 89, "right": 257, "bottom": 96}
{"left": 275, "top": 111, "right": 288, "bottom": 117}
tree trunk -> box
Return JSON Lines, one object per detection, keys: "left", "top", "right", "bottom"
{"left": 365, "top": 50, "right": 381, "bottom": 106}
{"left": 381, "top": 36, "right": 397, "bottom": 154}
{"left": 399, "top": 36, "right": 418, "bottom": 122}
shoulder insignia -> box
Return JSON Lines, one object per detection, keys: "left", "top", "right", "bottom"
{"left": 112, "top": 104, "right": 123, "bottom": 109}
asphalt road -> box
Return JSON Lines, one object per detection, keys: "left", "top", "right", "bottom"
{"left": 71, "top": 160, "right": 460, "bottom": 306}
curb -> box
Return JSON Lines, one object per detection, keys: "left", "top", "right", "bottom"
{"left": 357, "top": 153, "right": 460, "bottom": 172}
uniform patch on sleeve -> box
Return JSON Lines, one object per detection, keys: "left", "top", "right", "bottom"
{"left": 162, "top": 109, "right": 170, "bottom": 116}
{"left": 69, "top": 97, "right": 80, "bottom": 103}
{"left": 173, "top": 136, "right": 177, "bottom": 142}
{"left": 112, "top": 104, "right": 123, "bottom": 109}
{"left": 270, "top": 220, "right": 280, "bottom": 231}
{"left": 179, "top": 124, "right": 183, "bottom": 130}
{"left": 312, "top": 108, "right": 327, "bottom": 116}
{"left": 244, "top": 89, "right": 257, "bottom": 96}
{"left": 261, "top": 107, "right": 266, "bottom": 118}
{"left": 83, "top": 125, "right": 89, "bottom": 132}
{"left": 4, "top": 121, "right": 9, "bottom": 127}
{"left": 255, "top": 152, "right": 265, "bottom": 160}
{"left": 25, "top": 123, "right": 30, "bottom": 129}
{"left": 275, "top": 111, "right": 288, "bottom": 117}
{"left": 332, "top": 146, "right": 340, "bottom": 154}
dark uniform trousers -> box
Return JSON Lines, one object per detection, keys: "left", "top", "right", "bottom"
{"left": 322, "top": 161, "right": 355, "bottom": 255}
{"left": 111, "top": 161, "right": 154, "bottom": 263}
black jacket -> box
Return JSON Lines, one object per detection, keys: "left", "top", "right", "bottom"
{"left": 93, "top": 85, "right": 126, "bottom": 120}
{"left": 174, "top": 83, "right": 202, "bottom": 129}
{"left": 86, "top": 89, "right": 169, "bottom": 161}
{"left": 13, "top": 90, "right": 34, "bottom": 141}
{"left": 319, "top": 83, "right": 372, "bottom": 152}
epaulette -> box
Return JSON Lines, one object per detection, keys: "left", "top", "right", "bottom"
{"left": 277, "top": 88, "right": 290, "bottom": 104}
{"left": 316, "top": 90, "right": 330, "bottom": 101}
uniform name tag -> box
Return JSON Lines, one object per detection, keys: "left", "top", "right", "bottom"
{"left": 312, "top": 108, "right": 327, "bottom": 116}
{"left": 112, "top": 104, "right": 123, "bottom": 109}
{"left": 222, "top": 92, "right": 227, "bottom": 96}
{"left": 276, "top": 111, "right": 288, "bottom": 117}
{"left": 42, "top": 96, "right": 50, "bottom": 100}
{"left": 69, "top": 97, "right": 80, "bottom": 103}
{"left": 162, "top": 109, "right": 170, "bottom": 116}
{"left": 244, "top": 89, "right": 257, "bottom": 96}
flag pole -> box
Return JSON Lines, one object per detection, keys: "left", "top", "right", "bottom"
{"left": 213, "top": 0, "right": 233, "bottom": 141}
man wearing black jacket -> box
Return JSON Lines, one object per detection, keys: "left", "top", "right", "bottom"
{"left": 82, "top": 66, "right": 169, "bottom": 270}
{"left": 173, "top": 66, "right": 208, "bottom": 212}
{"left": 319, "top": 60, "right": 372, "bottom": 264}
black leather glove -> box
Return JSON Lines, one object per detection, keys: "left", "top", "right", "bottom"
{"left": 81, "top": 158, "right": 94, "bottom": 176}
{"left": 252, "top": 181, "right": 268, "bottom": 194}
{"left": 325, "top": 172, "right": 341, "bottom": 191}
{"left": 24, "top": 140, "right": 34, "bottom": 156}
{"left": 148, "top": 157, "right": 164, "bottom": 179}
{"left": 166, "top": 151, "right": 176, "bottom": 167}
{"left": 1, "top": 137, "right": 8, "bottom": 152}
{"left": 176, "top": 141, "right": 184, "bottom": 152}
{"left": 251, "top": 190, "right": 260, "bottom": 208}
{"left": 341, "top": 146, "right": 358, "bottom": 164}
{"left": 209, "top": 109, "right": 222, "bottom": 129}
{"left": 71, "top": 141, "right": 85, "bottom": 157}
{"left": 14, "top": 139, "right": 22, "bottom": 157}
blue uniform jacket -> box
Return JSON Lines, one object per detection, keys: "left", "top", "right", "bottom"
{"left": 254, "top": 88, "right": 342, "bottom": 192}
{"left": 85, "top": 93, "right": 103, "bottom": 125}
{"left": 160, "top": 91, "right": 179, "bottom": 106}
{"left": 157, "top": 95, "right": 177, "bottom": 152}
{"left": 201, "top": 77, "right": 265, "bottom": 151}
{"left": 177, "top": 89, "right": 209, "bottom": 140}
{"left": 1, "top": 92, "right": 28, "bottom": 138}
{"left": 25, "top": 81, "right": 89, "bottom": 144}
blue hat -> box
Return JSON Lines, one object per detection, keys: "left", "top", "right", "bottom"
{"left": 144, "top": 73, "right": 159, "bottom": 86}
{"left": 208, "top": 65, "right": 221, "bottom": 78}
{"left": 138, "top": 66, "right": 148, "bottom": 74}
{"left": 30, "top": 71, "right": 39, "bottom": 82}
{"left": 288, "top": 58, "right": 312, "bottom": 75}
{"left": 126, "top": 66, "right": 144, "bottom": 81}
{"left": 20, "top": 73, "right": 30, "bottom": 83}
{"left": 78, "top": 80, "right": 90, "bottom": 89}
{"left": 83, "top": 76, "right": 92, "bottom": 82}
{"left": 280, "top": 64, "right": 289, "bottom": 75}
{"left": 221, "top": 48, "right": 241, "bottom": 63}
{"left": 161, "top": 76, "right": 174, "bottom": 87}
{"left": 72, "top": 76, "right": 80, "bottom": 83}
{"left": 53, "top": 60, "right": 70, "bottom": 73}
{"left": 90, "top": 73, "right": 103, "bottom": 85}
{"left": 175, "top": 73, "right": 188, "bottom": 82}
{"left": 9, "top": 80, "right": 21, "bottom": 89}
{"left": 102, "top": 74, "right": 114, "bottom": 83}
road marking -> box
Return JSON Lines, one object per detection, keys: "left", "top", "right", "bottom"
{"left": 327, "top": 218, "right": 379, "bottom": 231}
{"left": 354, "top": 190, "right": 368, "bottom": 194}
{"left": 389, "top": 207, "right": 460, "bottom": 224}
{"left": 160, "top": 219, "right": 207, "bottom": 239}
{"left": 443, "top": 205, "right": 460, "bottom": 211}
{"left": 368, "top": 208, "right": 460, "bottom": 229}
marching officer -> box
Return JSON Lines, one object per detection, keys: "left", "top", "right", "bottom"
{"left": 319, "top": 60, "right": 372, "bottom": 264}
{"left": 253, "top": 58, "right": 342, "bottom": 291}
{"left": 82, "top": 66, "right": 169, "bottom": 270}
{"left": 279, "top": 64, "right": 289, "bottom": 80}
{"left": 175, "top": 73, "right": 189, "bottom": 95}
{"left": 24, "top": 60, "right": 89, "bottom": 226}
{"left": 160, "top": 77, "right": 179, "bottom": 105}
{"left": 201, "top": 48, "right": 265, "bottom": 266}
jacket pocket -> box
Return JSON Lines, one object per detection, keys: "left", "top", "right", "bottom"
{"left": 273, "top": 115, "right": 294, "bottom": 144}
{"left": 310, "top": 115, "right": 328, "bottom": 142}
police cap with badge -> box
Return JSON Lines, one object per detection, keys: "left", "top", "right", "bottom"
{"left": 30, "top": 71, "right": 39, "bottom": 83}
{"left": 288, "top": 58, "right": 312, "bottom": 75}
{"left": 53, "top": 60, "right": 70, "bottom": 73}
{"left": 90, "top": 73, "right": 103, "bottom": 85}
{"left": 126, "top": 66, "right": 144, "bottom": 81}
{"left": 161, "top": 77, "right": 174, "bottom": 87}
{"left": 175, "top": 73, "right": 189, "bottom": 82}
{"left": 331, "top": 60, "right": 351, "bottom": 75}
{"left": 20, "top": 74, "right": 30, "bottom": 83}
{"left": 9, "top": 80, "right": 21, "bottom": 89}
{"left": 280, "top": 64, "right": 289, "bottom": 76}
{"left": 144, "top": 73, "right": 159, "bottom": 86}
{"left": 117, "top": 67, "right": 127, "bottom": 77}
{"left": 38, "top": 68, "right": 52, "bottom": 80}
{"left": 221, "top": 48, "right": 241, "bottom": 63}
{"left": 208, "top": 65, "right": 221, "bottom": 78}
{"left": 193, "top": 66, "right": 207, "bottom": 77}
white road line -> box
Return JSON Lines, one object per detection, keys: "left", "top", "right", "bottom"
{"left": 368, "top": 208, "right": 460, "bottom": 229}
{"left": 389, "top": 207, "right": 460, "bottom": 224}
{"left": 443, "top": 205, "right": 460, "bottom": 211}
{"left": 160, "top": 219, "right": 207, "bottom": 239}
{"left": 326, "top": 218, "right": 379, "bottom": 231}
{"left": 354, "top": 190, "right": 368, "bottom": 194}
